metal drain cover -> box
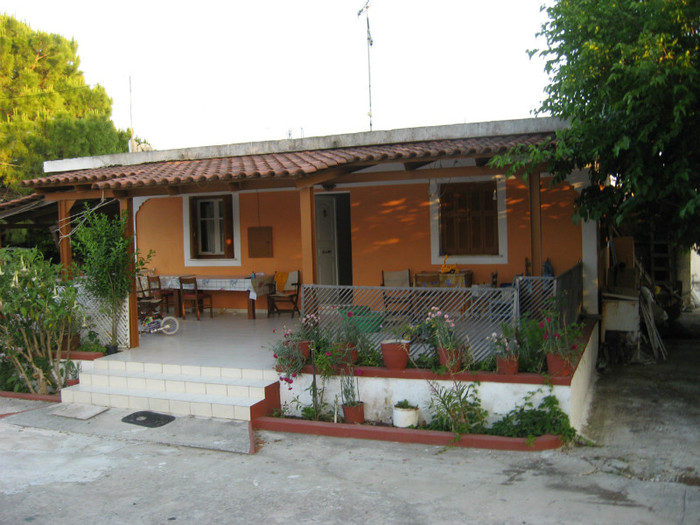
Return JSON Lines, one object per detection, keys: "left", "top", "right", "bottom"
{"left": 121, "top": 411, "right": 175, "bottom": 428}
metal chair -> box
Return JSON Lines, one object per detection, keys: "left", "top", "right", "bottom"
{"left": 267, "top": 271, "right": 301, "bottom": 318}
{"left": 178, "top": 276, "right": 213, "bottom": 320}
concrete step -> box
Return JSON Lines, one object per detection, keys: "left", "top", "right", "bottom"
{"left": 60, "top": 359, "right": 281, "bottom": 421}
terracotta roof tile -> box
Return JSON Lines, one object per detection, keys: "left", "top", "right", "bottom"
{"left": 26, "top": 133, "right": 551, "bottom": 191}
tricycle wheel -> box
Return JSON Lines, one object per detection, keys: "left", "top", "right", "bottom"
{"left": 160, "top": 316, "right": 180, "bottom": 335}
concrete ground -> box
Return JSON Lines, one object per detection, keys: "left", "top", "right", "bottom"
{"left": 1, "top": 315, "right": 699, "bottom": 524}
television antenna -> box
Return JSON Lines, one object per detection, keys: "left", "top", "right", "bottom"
{"left": 358, "top": 1, "right": 374, "bottom": 131}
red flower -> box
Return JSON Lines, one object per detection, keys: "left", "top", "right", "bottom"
{"left": 273, "top": 354, "right": 278, "bottom": 358}
{"left": 347, "top": 311, "right": 354, "bottom": 318}
{"left": 355, "top": 369, "right": 363, "bottom": 376}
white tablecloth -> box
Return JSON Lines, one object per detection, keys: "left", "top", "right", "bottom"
{"left": 159, "top": 275, "right": 271, "bottom": 300}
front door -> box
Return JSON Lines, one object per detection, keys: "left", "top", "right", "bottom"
{"left": 315, "top": 196, "right": 338, "bottom": 285}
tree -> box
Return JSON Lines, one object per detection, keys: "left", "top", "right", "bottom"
{"left": 72, "top": 205, "right": 151, "bottom": 349}
{"left": 0, "top": 15, "right": 130, "bottom": 194}
{"left": 493, "top": 0, "right": 699, "bottom": 249}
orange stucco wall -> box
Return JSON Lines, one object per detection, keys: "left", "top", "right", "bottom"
{"left": 134, "top": 174, "right": 582, "bottom": 310}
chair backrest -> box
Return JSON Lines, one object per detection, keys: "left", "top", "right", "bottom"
{"left": 147, "top": 275, "right": 163, "bottom": 293}
{"left": 136, "top": 275, "right": 151, "bottom": 298}
{"left": 179, "top": 275, "right": 198, "bottom": 293}
{"left": 382, "top": 269, "right": 411, "bottom": 288}
{"left": 274, "top": 271, "right": 300, "bottom": 292}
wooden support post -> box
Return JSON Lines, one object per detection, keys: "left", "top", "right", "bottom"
{"left": 57, "top": 199, "right": 76, "bottom": 270}
{"left": 299, "top": 187, "right": 316, "bottom": 285}
{"left": 529, "top": 171, "right": 543, "bottom": 276}
{"left": 120, "top": 198, "right": 140, "bottom": 349}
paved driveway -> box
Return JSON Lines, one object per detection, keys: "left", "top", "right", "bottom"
{"left": 1, "top": 314, "right": 698, "bottom": 524}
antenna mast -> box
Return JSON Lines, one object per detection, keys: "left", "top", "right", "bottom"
{"left": 358, "top": 1, "right": 373, "bottom": 131}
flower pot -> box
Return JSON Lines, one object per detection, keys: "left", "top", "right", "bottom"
{"left": 438, "top": 347, "right": 461, "bottom": 373}
{"left": 546, "top": 353, "right": 575, "bottom": 376}
{"left": 496, "top": 355, "right": 519, "bottom": 375}
{"left": 297, "top": 340, "right": 311, "bottom": 361}
{"left": 335, "top": 343, "right": 358, "bottom": 365}
{"left": 392, "top": 405, "right": 419, "bottom": 428}
{"left": 66, "top": 379, "right": 79, "bottom": 387}
{"left": 381, "top": 340, "right": 410, "bottom": 370}
{"left": 342, "top": 402, "right": 365, "bottom": 424}
{"left": 284, "top": 340, "right": 311, "bottom": 361}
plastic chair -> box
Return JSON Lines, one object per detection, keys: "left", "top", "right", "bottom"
{"left": 178, "top": 276, "right": 213, "bottom": 320}
{"left": 267, "top": 271, "right": 301, "bottom": 318}
{"left": 381, "top": 269, "right": 412, "bottom": 320}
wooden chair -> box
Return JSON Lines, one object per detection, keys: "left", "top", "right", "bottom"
{"left": 178, "top": 276, "right": 213, "bottom": 320}
{"left": 148, "top": 275, "right": 175, "bottom": 317}
{"left": 267, "top": 271, "right": 301, "bottom": 318}
{"left": 381, "top": 269, "right": 412, "bottom": 321}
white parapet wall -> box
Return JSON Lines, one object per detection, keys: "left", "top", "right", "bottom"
{"left": 279, "top": 321, "right": 599, "bottom": 433}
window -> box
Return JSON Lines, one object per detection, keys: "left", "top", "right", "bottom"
{"left": 439, "top": 181, "right": 498, "bottom": 256}
{"left": 429, "top": 177, "right": 507, "bottom": 265}
{"left": 189, "top": 195, "right": 234, "bottom": 259}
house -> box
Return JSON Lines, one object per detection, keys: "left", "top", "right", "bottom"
{"left": 17, "top": 117, "right": 601, "bottom": 433}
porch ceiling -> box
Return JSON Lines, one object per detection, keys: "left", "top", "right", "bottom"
{"left": 23, "top": 133, "right": 552, "bottom": 195}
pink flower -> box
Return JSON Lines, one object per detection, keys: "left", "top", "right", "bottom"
{"left": 571, "top": 344, "right": 578, "bottom": 351}
{"left": 543, "top": 332, "right": 549, "bottom": 340}
{"left": 325, "top": 351, "right": 332, "bottom": 356}
{"left": 554, "top": 332, "right": 561, "bottom": 340}
{"left": 273, "top": 353, "right": 278, "bottom": 358}
{"left": 347, "top": 311, "right": 354, "bottom": 318}
{"left": 546, "top": 317, "right": 552, "bottom": 323}
{"left": 539, "top": 322, "right": 545, "bottom": 329}
{"left": 291, "top": 373, "right": 297, "bottom": 377}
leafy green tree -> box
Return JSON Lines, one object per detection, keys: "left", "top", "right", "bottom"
{"left": 0, "top": 15, "right": 130, "bottom": 194}
{"left": 72, "top": 205, "right": 151, "bottom": 348}
{"left": 493, "top": 0, "right": 699, "bottom": 249}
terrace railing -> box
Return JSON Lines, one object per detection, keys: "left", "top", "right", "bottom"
{"left": 300, "top": 263, "right": 582, "bottom": 362}
{"left": 301, "top": 284, "right": 517, "bottom": 362}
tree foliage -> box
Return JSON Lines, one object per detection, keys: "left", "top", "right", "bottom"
{"left": 494, "top": 0, "right": 699, "bottom": 249}
{"left": 0, "top": 15, "right": 129, "bottom": 194}
{"left": 72, "top": 205, "right": 151, "bottom": 346}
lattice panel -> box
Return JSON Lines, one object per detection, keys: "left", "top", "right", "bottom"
{"left": 301, "top": 284, "right": 517, "bottom": 362}
{"left": 76, "top": 286, "right": 130, "bottom": 348}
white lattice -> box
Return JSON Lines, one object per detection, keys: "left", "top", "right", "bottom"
{"left": 76, "top": 286, "right": 130, "bottom": 348}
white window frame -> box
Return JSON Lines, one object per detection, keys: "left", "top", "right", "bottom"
{"left": 429, "top": 175, "right": 508, "bottom": 266}
{"left": 183, "top": 192, "right": 241, "bottom": 267}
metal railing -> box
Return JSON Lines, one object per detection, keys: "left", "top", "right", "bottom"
{"left": 300, "top": 263, "right": 583, "bottom": 362}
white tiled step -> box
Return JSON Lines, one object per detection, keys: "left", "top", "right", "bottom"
{"left": 92, "top": 359, "right": 279, "bottom": 382}
{"left": 80, "top": 369, "right": 271, "bottom": 398}
{"left": 61, "top": 384, "right": 261, "bottom": 420}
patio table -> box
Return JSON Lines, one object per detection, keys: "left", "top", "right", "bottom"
{"left": 159, "top": 274, "right": 273, "bottom": 319}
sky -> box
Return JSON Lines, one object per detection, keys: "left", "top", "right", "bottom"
{"left": 2, "top": 0, "right": 552, "bottom": 152}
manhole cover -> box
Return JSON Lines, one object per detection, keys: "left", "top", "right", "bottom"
{"left": 121, "top": 411, "right": 175, "bottom": 428}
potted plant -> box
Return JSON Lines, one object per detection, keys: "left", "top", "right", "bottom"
{"left": 381, "top": 322, "right": 414, "bottom": 370}
{"left": 334, "top": 310, "right": 364, "bottom": 364}
{"left": 271, "top": 338, "right": 306, "bottom": 389}
{"left": 64, "top": 360, "right": 81, "bottom": 387}
{"left": 340, "top": 366, "right": 364, "bottom": 424}
{"left": 539, "top": 311, "right": 583, "bottom": 377}
{"left": 283, "top": 313, "right": 321, "bottom": 360}
{"left": 488, "top": 322, "right": 520, "bottom": 375}
{"left": 72, "top": 205, "right": 152, "bottom": 354}
{"left": 418, "top": 306, "right": 470, "bottom": 373}
{"left": 392, "top": 399, "right": 419, "bottom": 428}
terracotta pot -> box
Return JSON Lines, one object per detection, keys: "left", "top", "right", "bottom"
{"left": 297, "top": 340, "right": 311, "bottom": 361}
{"left": 284, "top": 340, "right": 311, "bottom": 361}
{"left": 546, "top": 353, "right": 575, "bottom": 376}
{"left": 438, "top": 347, "right": 461, "bottom": 373}
{"left": 342, "top": 402, "right": 365, "bottom": 424}
{"left": 335, "top": 343, "right": 358, "bottom": 364}
{"left": 496, "top": 355, "right": 519, "bottom": 375}
{"left": 381, "top": 340, "right": 410, "bottom": 370}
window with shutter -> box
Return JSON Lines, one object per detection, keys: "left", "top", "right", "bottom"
{"left": 439, "top": 181, "right": 498, "bottom": 256}
{"left": 189, "top": 194, "right": 234, "bottom": 259}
